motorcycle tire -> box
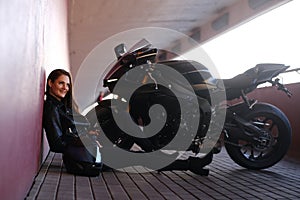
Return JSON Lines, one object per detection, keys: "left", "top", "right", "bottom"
{"left": 225, "top": 103, "right": 292, "bottom": 170}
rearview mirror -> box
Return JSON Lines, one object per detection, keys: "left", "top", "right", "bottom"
{"left": 114, "top": 43, "right": 127, "bottom": 58}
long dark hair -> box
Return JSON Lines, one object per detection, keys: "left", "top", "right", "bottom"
{"left": 46, "top": 69, "right": 73, "bottom": 109}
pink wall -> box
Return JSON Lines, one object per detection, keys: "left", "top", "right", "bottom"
{"left": 248, "top": 83, "right": 300, "bottom": 159}
{"left": 0, "top": 1, "right": 69, "bottom": 199}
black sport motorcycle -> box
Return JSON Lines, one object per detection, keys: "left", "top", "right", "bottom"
{"left": 86, "top": 39, "right": 292, "bottom": 174}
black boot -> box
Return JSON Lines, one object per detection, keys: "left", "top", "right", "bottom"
{"left": 157, "top": 159, "right": 190, "bottom": 172}
{"left": 188, "top": 153, "right": 213, "bottom": 176}
{"left": 157, "top": 152, "right": 213, "bottom": 176}
{"left": 101, "top": 164, "right": 113, "bottom": 172}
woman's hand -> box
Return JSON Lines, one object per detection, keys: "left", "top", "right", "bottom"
{"left": 88, "top": 130, "right": 103, "bottom": 148}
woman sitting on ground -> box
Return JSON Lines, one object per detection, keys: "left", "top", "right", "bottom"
{"left": 43, "top": 69, "right": 102, "bottom": 176}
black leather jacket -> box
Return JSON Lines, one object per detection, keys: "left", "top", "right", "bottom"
{"left": 43, "top": 94, "right": 88, "bottom": 153}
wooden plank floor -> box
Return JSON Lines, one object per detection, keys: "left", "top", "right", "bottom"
{"left": 26, "top": 149, "right": 300, "bottom": 200}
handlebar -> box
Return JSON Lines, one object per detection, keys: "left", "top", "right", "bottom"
{"left": 283, "top": 67, "right": 300, "bottom": 74}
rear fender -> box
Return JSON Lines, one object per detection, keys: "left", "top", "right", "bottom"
{"left": 229, "top": 101, "right": 288, "bottom": 118}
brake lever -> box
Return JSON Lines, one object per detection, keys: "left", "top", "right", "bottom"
{"left": 271, "top": 78, "right": 292, "bottom": 98}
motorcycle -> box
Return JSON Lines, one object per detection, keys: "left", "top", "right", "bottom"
{"left": 85, "top": 39, "right": 292, "bottom": 174}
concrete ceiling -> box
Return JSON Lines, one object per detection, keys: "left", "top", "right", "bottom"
{"left": 68, "top": 0, "right": 237, "bottom": 73}
{"left": 68, "top": 0, "right": 238, "bottom": 38}
{"left": 68, "top": 0, "right": 290, "bottom": 76}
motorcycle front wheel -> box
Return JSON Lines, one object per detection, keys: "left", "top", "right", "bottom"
{"left": 225, "top": 103, "right": 292, "bottom": 170}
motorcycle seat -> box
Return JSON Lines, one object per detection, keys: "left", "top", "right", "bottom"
{"left": 222, "top": 73, "right": 255, "bottom": 90}
{"left": 221, "top": 73, "right": 256, "bottom": 100}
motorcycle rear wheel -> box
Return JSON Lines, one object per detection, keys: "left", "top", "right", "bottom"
{"left": 225, "top": 103, "right": 291, "bottom": 170}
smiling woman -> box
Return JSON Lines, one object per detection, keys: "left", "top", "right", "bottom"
{"left": 44, "top": 69, "right": 75, "bottom": 152}
{"left": 47, "top": 70, "right": 70, "bottom": 101}
{"left": 47, "top": 69, "right": 71, "bottom": 102}
{"left": 48, "top": 74, "right": 70, "bottom": 101}
{"left": 43, "top": 69, "right": 102, "bottom": 176}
